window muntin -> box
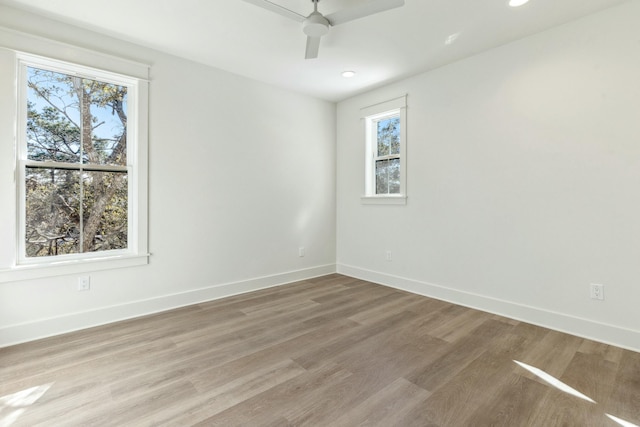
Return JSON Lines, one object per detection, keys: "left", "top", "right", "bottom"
{"left": 18, "top": 57, "right": 136, "bottom": 262}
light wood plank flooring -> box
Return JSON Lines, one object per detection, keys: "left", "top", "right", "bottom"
{"left": 1, "top": 274, "right": 639, "bottom": 426}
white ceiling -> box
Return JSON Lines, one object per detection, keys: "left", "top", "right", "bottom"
{"left": 0, "top": 0, "right": 630, "bottom": 101}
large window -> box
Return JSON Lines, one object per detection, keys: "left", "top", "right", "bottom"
{"left": 8, "top": 53, "right": 148, "bottom": 273}
{"left": 362, "top": 95, "right": 407, "bottom": 204}
{"left": 22, "top": 63, "right": 130, "bottom": 259}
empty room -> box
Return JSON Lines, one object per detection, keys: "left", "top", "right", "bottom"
{"left": 0, "top": 0, "right": 639, "bottom": 425}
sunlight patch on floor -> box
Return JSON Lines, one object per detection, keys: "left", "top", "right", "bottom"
{"left": 513, "top": 360, "right": 596, "bottom": 403}
{"left": 514, "top": 360, "right": 640, "bottom": 427}
{"left": 607, "top": 414, "right": 640, "bottom": 427}
{"left": 0, "top": 383, "right": 52, "bottom": 427}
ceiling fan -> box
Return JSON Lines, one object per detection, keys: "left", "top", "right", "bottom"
{"left": 242, "top": 0, "right": 405, "bottom": 59}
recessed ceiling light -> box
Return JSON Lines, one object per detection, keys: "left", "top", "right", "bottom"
{"left": 341, "top": 70, "right": 356, "bottom": 78}
{"left": 509, "top": 0, "right": 530, "bottom": 7}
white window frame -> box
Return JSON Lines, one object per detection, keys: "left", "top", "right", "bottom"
{"left": 0, "top": 44, "right": 149, "bottom": 282}
{"left": 361, "top": 95, "right": 407, "bottom": 205}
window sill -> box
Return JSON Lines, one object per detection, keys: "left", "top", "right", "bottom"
{"left": 0, "top": 253, "right": 149, "bottom": 283}
{"left": 361, "top": 195, "right": 407, "bottom": 205}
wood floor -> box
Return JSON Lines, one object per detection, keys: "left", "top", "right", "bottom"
{"left": 1, "top": 274, "right": 639, "bottom": 426}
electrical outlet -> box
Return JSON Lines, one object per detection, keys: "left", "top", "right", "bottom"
{"left": 590, "top": 283, "right": 604, "bottom": 300}
{"left": 298, "top": 247, "right": 305, "bottom": 257}
{"left": 385, "top": 250, "right": 392, "bottom": 261}
{"left": 78, "top": 276, "right": 91, "bottom": 291}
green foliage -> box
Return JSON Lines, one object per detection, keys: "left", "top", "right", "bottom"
{"left": 25, "top": 169, "right": 80, "bottom": 256}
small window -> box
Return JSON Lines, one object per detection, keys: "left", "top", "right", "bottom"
{"left": 362, "top": 95, "right": 407, "bottom": 204}
{"left": 372, "top": 113, "right": 401, "bottom": 194}
{"left": 16, "top": 53, "right": 146, "bottom": 266}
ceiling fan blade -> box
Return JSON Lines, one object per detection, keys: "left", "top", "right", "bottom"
{"left": 325, "top": 0, "right": 405, "bottom": 26}
{"left": 305, "top": 36, "right": 321, "bottom": 59}
{"left": 242, "top": 0, "right": 305, "bottom": 22}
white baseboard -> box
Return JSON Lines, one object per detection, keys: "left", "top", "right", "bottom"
{"left": 337, "top": 264, "right": 640, "bottom": 353}
{"left": 0, "top": 264, "right": 336, "bottom": 348}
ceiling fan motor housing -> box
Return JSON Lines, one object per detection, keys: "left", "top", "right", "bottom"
{"left": 303, "top": 12, "right": 330, "bottom": 37}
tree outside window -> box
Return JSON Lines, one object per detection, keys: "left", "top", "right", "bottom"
{"left": 374, "top": 115, "right": 401, "bottom": 195}
{"left": 23, "top": 65, "right": 129, "bottom": 258}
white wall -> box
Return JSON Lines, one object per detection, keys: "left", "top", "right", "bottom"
{"left": 0, "top": 5, "right": 336, "bottom": 346}
{"left": 337, "top": 2, "right": 640, "bottom": 352}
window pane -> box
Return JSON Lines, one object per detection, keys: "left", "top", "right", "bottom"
{"left": 389, "top": 158, "right": 400, "bottom": 194}
{"left": 27, "top": 68, "right": 81, "bottom": 163}
{"left": 376, "top": 160, "right": 389, "bottom": 194}
{"left": 26, "top": 66, "right": 128, "bottom": 167}
{"left": 375, "top": 158, "right": 401, "bottom": 195}
{"left": 25, "top": 168, "right": 80, "bottom": 257}
{"left": 377, "top": 116, "right": 400, "bottom": 156}
{"left": 82, "top": 171, "right": 128, "bottom": 252}
{"left": 87, "top": 83, "right": 128, "bottom": 166}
